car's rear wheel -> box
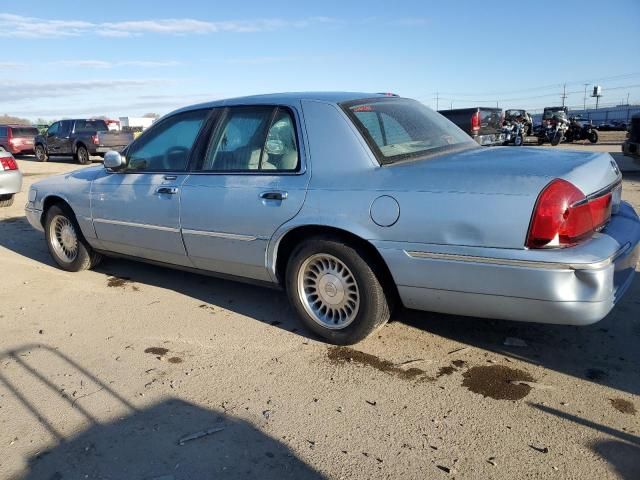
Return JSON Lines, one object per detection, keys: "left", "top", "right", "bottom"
{"left": 286, "top": 236, "right": 391, "bottom": 345}
{"left": 45, "top": 204, "right": 102, "bottom": 271}
{"left": 76, "top": 145, "right": 90, "bottom": 165}
{"left": 35, "top": 144, "right": 48, "bottom": 162}
{"left": 0, "top": 194, "right": 14, "bottom": 207}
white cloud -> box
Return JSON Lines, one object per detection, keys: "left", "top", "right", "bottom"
{"left": 0, "top": 13, "right": 336, "bottom": 38}
{"left": 49, "top": 60, "right": 181, "bottom": 69}
{"left": 0, "top": 79, "right": 171, "bottom": 102}
{"left": 0, "top": 61, "right": 26, "bottom": 68}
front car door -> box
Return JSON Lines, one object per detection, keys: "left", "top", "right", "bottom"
{"left": 57, "top": 120, "right": 73, "bottom": 155}
{"left": 45, "top": 122, "right": 61, "bottom": 154}
{"left": 91, "top": 108, "right": 210, "bottom": 266}
{"left": 180, "top": 103, "right": 309, "bottom": 282}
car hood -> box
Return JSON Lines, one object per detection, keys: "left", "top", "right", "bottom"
{"left": 32, "top": 165, "right": 103, "bottom": 189}
{"left": 382, "top": 146, "right": 621, "bottom": 197}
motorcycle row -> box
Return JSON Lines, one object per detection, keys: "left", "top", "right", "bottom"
{"left": 501, "top": 106, "right": 598, "bottom": 147}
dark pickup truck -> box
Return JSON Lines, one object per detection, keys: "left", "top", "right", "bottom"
{"left": 34, "top": 119, "right": 133, "bottom": 164}
{"left": 438, "top": 107, "right": 505, "bottom": 146}
{"left": 622, "top": 113, "right": 640, "bottom": 160}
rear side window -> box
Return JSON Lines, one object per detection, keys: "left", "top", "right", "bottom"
{"left": 125, "top": 109, "right": 208, "bottom": 172}
{"left": 0, "top": 127, "right": 7, "bottom": 136}
{"left": 11, "top": 127, "right": 38, "bottom": 137}
{"left": 199, "top": 106, "right": 299, "bottom": 172}
{"left": 342, "top": 98, "right": 475, "bottom": 164}
{"left": 75, "top": 120, "right": 108, "bottom": 133}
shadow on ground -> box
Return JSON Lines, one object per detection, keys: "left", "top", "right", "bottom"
{"left": 530, "top": 403, "right": 640, "bottom": 480}
{"left": 0, "top": 345, "right": 324, "bottom": 480}
{"left": 1, "top": 214, "right": 639, "bottom": 397}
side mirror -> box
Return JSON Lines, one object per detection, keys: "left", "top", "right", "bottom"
{"left": 104, "top": 150, "right": 126, "bottom": 170}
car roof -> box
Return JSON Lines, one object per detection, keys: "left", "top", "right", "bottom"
{"left": 173, "top": 92, "right": 394, "bottom": 114}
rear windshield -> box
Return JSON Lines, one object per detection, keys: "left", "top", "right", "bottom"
{"left": 10, "top": 127, "right": 38, "bottom": 137}
{"left": 342, "top": 98, "right": 476, "bottom": 164}
{"left": 74, "top": 120, "right": 108, "bottom": 133}
{"left": 543, "top": 109, "right": 567, "bottom": 120}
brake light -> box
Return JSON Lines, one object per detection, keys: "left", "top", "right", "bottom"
{"left": 0, "top": 156, "right": 18, "bottom": 171}
{"left": 471, "top": 111, "right": 480, "bottom": 132}
{"left": 91, "top": 134, "right": 99, "bottom": 145}
{"left": 526, "top": 179, "right": 612, "bottom": 248}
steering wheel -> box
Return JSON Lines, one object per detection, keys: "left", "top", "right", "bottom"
{"left": 164, "top": 146, "right": 190, "bottom": 169}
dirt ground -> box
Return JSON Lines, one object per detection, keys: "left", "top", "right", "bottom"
{"left": 1, "top": 143, "right": 639, "bottom": 479}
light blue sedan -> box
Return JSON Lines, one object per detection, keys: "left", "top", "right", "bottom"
{"left": 25, "top": 93, "right": 640, "bottom": 344}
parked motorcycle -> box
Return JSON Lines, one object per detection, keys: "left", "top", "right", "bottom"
{"left": 564, "top": 116, "right": 598, "bottom": 143}
{"left": 502, "top": 109, "right": 530, "bottom": 146}
{"left": 537, "top": 106, "right": 569, "bottom": 146}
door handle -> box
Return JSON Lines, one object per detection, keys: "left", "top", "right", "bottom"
{"left": 260, "top": 191, "right": 288, "bottom": 201}
{"left": 163, "top": 175, "right": 177, "bottom": 181}
{"left": 156, "top": 186, "right": 178, "bottom": 195}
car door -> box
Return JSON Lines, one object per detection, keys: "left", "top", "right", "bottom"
{"left": 59, "top": 120, "right": 76, "bottom": 155}
{"left": 45, "top": 122, "right": 61, "bottom": 154}
{"left": 180, "top": 104, "right": 309, "bottom": 282}
{"left": 91, "top": 108, "right": 211, "bottom": 266}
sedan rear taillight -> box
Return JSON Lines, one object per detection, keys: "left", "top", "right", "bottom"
{"left": 526, "top": 179, "right": 613, "bottom": 248}
{"left": 471, "top": 111, "right": 480, "bottom": 133}
{"left": 0, "top": 156, "right": 18, "bottom": 171}
{"left": 92, "top": 134, "right": 100, "bottom": 145}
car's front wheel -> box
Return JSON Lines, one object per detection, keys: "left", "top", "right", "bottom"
{"left": 286, "top": 236, "right": 391, "bottom": 345}
{"left": 45, "top": 204, "right": 102, "bottom": 271}
{"left": 35, "top": 144, "right": 48, "bottom": 162}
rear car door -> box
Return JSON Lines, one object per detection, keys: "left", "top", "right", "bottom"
{"left": 91, "top": 109, "right": 210, "bottom": 266}
{"left": 180, "top": 104, "right": 309, "bottom": 281}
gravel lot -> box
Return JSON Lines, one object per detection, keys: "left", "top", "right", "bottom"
{"left": 1, "top": 143, "right": 639, "bottom": 479}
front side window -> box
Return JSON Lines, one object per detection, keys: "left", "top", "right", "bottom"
{"left": 342, "top": 98, "right": 476, "bottom": 164}
{"left": 200, "top": 106, "right": 299, "bottom": 172}
{"left": 125, "top": 110, "right": 208, "bottom": 172}
{"left": 47, "top": 122, "right": 60, "bottom": 136}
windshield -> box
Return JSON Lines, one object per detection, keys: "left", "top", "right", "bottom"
{"left": 342, "top": 98, "right": 476, "bottom": 164}
{"left": 543, "top": 108, "right": 567, "bottom": 120}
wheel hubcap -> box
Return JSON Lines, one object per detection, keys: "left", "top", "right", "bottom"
{"left": 297, "top": 254, "right": 360, "bottom": 329}
{"left": 49, "top": 215, "right": 78, "bottom": 262}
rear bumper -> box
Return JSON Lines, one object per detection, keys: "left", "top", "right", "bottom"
{"left": 376, "top": 201, "right": 640, "bottom": 326}
{"left": 9, "top": 145, "right": 34, "bottom": 155}
{"left": 0, "top": 170, "right": 22, "bottom": 196}
{"left": 622, "top": 140, "right": 640, "bottom": 159}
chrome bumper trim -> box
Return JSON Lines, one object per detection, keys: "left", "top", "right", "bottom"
{"left": 404, "top": 244, "right": 632, "bottom": 271}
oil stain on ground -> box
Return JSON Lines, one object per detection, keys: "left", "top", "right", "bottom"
{"left": 462, "top": 365, "right": 535, "bottom": 400}
{"left": 610, "top": 398, "right": 636, "bottom": 415}
{"left": 144, "top": 347, "right": 169, "bottom": 356}
{"left": 107, "top": 275, "right": 140, "bottom": 291}
{"left": 327, "top": 346, "right": 429, "bottom": 381}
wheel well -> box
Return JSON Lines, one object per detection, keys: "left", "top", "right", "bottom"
{"left": 40, "top": 196, "right": 71, "bottom": 226}
{"left": 275, "top": 225, "right": 399, "bottom": 302}
{"left": 74, "top": 142, "right": 86, "bottom": 153}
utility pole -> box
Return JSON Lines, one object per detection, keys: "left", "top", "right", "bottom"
{"left": 627, "top": 93, "right": 630, "bottom": 106}
{"left": 561, "top": 83, "right": 567, "bottom": 107}
{"left": 435, "top": 92, "right": 439, "bottom": 111}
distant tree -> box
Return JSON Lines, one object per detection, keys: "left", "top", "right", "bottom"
{"left": 34, "top": 118, "right": 52, "bottom": 126}
{"left": 143, "top": 112, "right": 160, "bottom": 119}
{"left": 0, "top": 114, "right": 31, "bottom": 125}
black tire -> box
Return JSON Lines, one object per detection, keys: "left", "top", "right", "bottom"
{"left": 76, "top": 145, "right": 90, "bottom": 165}
{"left": 285, "top": 236, "right": 391, "bottom": 345}
{"left": 35, "top": 144, "right": 48, "bottom": 162}
{"left": 537, "top": 136, "right": 545, "bottom": 145}
{"left": 0, "top": 194, "right": 14, "bottom": 208}
{"left": 588, "top": 131, "right": 598, "bottom": 144}
{"left": 514, "top": 135, "right": 524, "bottom": 146}
{"left": 44, "top": 204, "right": 102, "bottom": 272}
{"left": 551, "top": 131, "right": 562, "bottom": 146}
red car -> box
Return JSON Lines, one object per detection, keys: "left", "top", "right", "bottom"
{"left": 0, "top": 124, "right": 39, "bottom": 155}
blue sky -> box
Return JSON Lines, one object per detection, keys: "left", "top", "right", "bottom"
{"left": 2, "top": 0, "right": 639, "bottom": 121}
